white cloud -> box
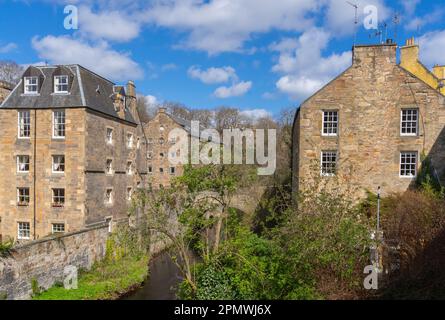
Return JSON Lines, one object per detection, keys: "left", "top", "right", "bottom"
{"left": 145, "top": 94, "right": 158, "bottom": 105}
{"left": 161, "top": 63, "right": 178, "bottom": 71}
{"left": 271, "top": 28, "right": 351, "bottom": 100}
{"left": 0, "top": 42, "right": 18, "bottom": 54}
{"left": 214, "top": 81, "right": 252, "bottom": 98}
{"left": 141, "top": 0, "right": 319, "bottom": 54}
{"left": 240, "top": 108, "right": 272, "bottom": 121}
{"left": 31, "top": 35, "right": 143, "bottom": 81}
{"left": 78, "top": 6, "right": 141, "bottom": 42}
{"left": 418, "top": 30, "right": 445, "bottom": 67}
{"left": 188, "top": 66, "right": 237, "bottom": 84}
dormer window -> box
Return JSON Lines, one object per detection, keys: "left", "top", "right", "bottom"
{"left": 54, "top": 75, "right": 69, "bottom": 93}
{"left": 24, "top": 77, "right": 38, "bottom": 94}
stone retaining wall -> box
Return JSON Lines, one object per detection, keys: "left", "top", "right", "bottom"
{"left": 0, "top": 224, "right": 109, "bottom": 300}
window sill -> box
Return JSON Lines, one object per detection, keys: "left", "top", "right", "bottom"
{"left": 17, "top": 137, "right": 31, "bottom": 140}
{"left": 52, "top": 137, "right": 66, "bottom": 140}
{"left": 17, "top": 203, "right": 30, "bottom": 207}
{"left": 52, "top": 204, "right": 65, "bottom": 208}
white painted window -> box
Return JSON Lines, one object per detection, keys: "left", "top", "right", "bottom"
{"left": 148, "top": 166, "right": 153, "bottom": 174}
{"left": 137, "top": 137, "right": 140, "bottom": 149}
{"left": 321, "top": 151, "right": 337, "bottom": 176}
{"left": 159, "top": 138, "right": 165, "bottom": 145}
{"left": 53, "top": 110, "right": 66, "bottom": 138}
{"left": 169, "top": 167, "right": 176, "bottom": 175}
{"left": 105, "top": 188, "right": 113, "bottom": 205}
{"left": 17, "top": 155, "right": 30, "bottom": 173}
{"left": 52, "top": 223, "right": 65, "bottom": 234}
{"left": 147, "top": 151, "right": 153, "bottom": 160}
{"left": 24, "top": 77, "right": 38, "bottom": 94}
{"left": 18, "top": 111, "right": 31, "bottom": 138}
{"left": 17, "top": 188, "right": 30, "bottom": 206}
{"left": 127, "top": 187, "right": 133, "bottom": 201}
{"left": 126, "top": 161, "right": 133, "bottom": 175}
{"left": 52, "top": 188, "right": 65, "bottom": 207}
{"left": 127, "top": 133, "right": 134, "bottom": 148}
{"left": 106, "top": 128, "right": 113, "bottom": 144}
{"left": 322, "top": 110, "right": 338, "bottom": 136}
{"left": 400, "top": 152, "right": 418, "bottom": 178}
{"left": 18, "top": 222, "right": 30, "bottom": 240}
{"left": 401, "top": 109, "right": 418, "bottom": 136}
{"left": 160, "top": 125, "right": 165, "bottom": 132}
{"left": 52, "top": 155, "right": 65, "bottom": 173}
{"left": 54, "top": 75, "right": 69, "bottom": 93}
{"left": 159, "top": 168, "right": 164, "bottom": 174}
{"left": 106, "top": 159, "right": 113, "bottom": 175}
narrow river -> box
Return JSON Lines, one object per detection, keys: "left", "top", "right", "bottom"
{"left": 123, "top": 252, "right": 183, "bottom": 300}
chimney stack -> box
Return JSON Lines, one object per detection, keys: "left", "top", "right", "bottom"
{"left": 126, "top": 80, "right": 138, "bottom": 121}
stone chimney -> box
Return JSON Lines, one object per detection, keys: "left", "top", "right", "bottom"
{"left": 433, "top": 65, "right": 445, "bottom": 80}
{"left": 400, "top": 37, "right": 420, "bottom": 70}
{"left": 158, "top": 107, "right": 166, "bottom": 114}
{"left": 353, "top": 43, "right": 397, "bottom": 67}
{"left": 126, "top": 80, "right": 138, "bottom": 121}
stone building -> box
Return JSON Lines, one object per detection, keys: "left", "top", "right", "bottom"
{"left": 292, "top": 41, "right": 445, "bottom": 199}
{"left": 0, "top": 81, "right": 13, "bottom": 104}
{"left": 0, "top": 65, "right": 147, "bottom": 242}
{"left": 143, "top": 108, "right": 190, "bottom": 189}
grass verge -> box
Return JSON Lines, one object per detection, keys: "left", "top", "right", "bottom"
{"left": 33, "top": 255, "right": 149, "bottom": 300}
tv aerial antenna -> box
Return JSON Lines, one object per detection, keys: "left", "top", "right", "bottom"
{"left": 393, "top": 12, "right": 400, "bottom": 43}
{"left": 347, "top": 1, "right": 359, "bottom": 46}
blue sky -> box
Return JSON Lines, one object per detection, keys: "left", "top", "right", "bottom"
{"left": 1, "top": 0, "right": 445, "bottom": 118}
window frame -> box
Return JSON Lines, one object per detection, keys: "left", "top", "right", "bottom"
{"left": 322, "top": 110, "right": 339, "bottom": 137}
{"left": 126, "top": 187, "right": 133, "bottom": 201}
{"left": 169, "top": 167, "right": 176, "bottom": 175}
{"left": 18, "top": 111, "right": 31, "bottom": 139}
{"left": 106, "top": 127, "right": 114, "bottom": 145}
{"left": 105, "top": 188, "right": 113, "bottom": 205}
{"left": 320, "top": 150, "right": 338, "bottom": 177}
{"left": 52, "top": 223, "right": 65, "bottom": 234}
{"left": 24, "top": 77, "right": 38, "bottom": 94}
{"left": 17, "top": 222, "right": 31, "bottom": 240}
{"left": 126, "top": 132, "right": 134, "bottom": 149}
{"left": 52, "top": 188, "right": 65, "bottom": 207}
{"left": 17, "top": 155, "right": 30, "bottom": 173}
{"left": 400, "top": 108, "right": 419, "bottom": 137}
{"left": 106, "top": 158, "right": 113, "bottom": 175}
{"left": 54, "top": 75, "right": 69, "bottom": 94}
{"left": 400, "top": 151, "right": 418, "bottom": 178}
{"left": 52, "top": 155, "right": 65, "bottom": 174}
{"left": 52, "top": 110, "right": 66, "bottom": 139}
{"left": 17, "top": 187, "right": 30, "bottom": 206}
{"left": 126, "top": 161, "right": 133, "bottom": 175}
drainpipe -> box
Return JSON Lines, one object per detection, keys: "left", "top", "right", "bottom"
{"left": 33, "top": 109, "right": 37, "bottom": 240}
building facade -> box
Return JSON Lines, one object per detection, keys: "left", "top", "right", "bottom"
{"left": 292, "top": 42, "right": 445, "bottom": 199}
{"left": 0, "top": 65, "right": 147, "bottom": 242}
{"left": 143, "top": 108, "right": 190, "bottom": 189}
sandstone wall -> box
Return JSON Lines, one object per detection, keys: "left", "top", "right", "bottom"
{"left": 0, "top": 224, "right": 108, "bottom": 300}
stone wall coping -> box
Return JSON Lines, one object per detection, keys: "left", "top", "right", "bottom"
{"left": 13, "top": 223, "right": 108, "bottom": 250}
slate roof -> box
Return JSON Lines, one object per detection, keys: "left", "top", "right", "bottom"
{"left": 0, "top": 64, "right": 136, "bottom": 124}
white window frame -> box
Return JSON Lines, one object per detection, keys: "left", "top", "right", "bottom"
{"left": 106, "top": 127, "right": 114, "bottom": 145}
{"left": 322, "top": 110, "right": 339, "bottom": 137}
{"left": 127, "top": 133, "right": 134, "bottom": 148}
{"left": 169, "top": 167, "right": 176, "bottom": 175}
{"left": 127, "top": 187, "right": 133, "bottom": 201}
{"left": 400, "top": 151, "right": 418, "bottom": 178}
{"left": 18, "top": 111, "right": 31, "bottom": 139}
{"left": 24, "top": 77, "right": 38, "bottom": 94}
{"left": 18, "top": 222, "right": 31, "bottom": 240}
{"left": 105, "top": 188, "right": 113, "bottom": 205}
{"left": 17, "top": 155, "right": 30, "bottom": 173}
{"left": 17, "top": 188, "right": 30, "bottom": 206}
{"left": 52, "top": 223, "right": 65, "bottom": 234}
{"left": 52, "top": 155, "right": 65, "bottom": 174}
{"left": 54, "top": 75, "right": 69, "bottom": 94}
{"left": 52, "top": 110, "right": 66, "bottom": 139}
{"left": 106, "top": 159, "right": 113, "bottom": 175}
{"left": 136, "top": 137, "right": 140, "bottom": 149}
{"left": 148, "top": 166, "right": 153, "bottom": 174}
{"left": 400, "top": 109, "right": 419, "bottom": 137}
{"left": 321, "top": 151, "right": 338, "bottom": 177}
{"left": 52, "top": 188, "right": 65, "bottom": 207}
{"left": 126, "top": 161, "right": 133, "bottom": 175}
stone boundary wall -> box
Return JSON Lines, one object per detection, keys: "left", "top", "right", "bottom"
{"left": 0, "top": 224, "right": 109, "bottom": 300}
